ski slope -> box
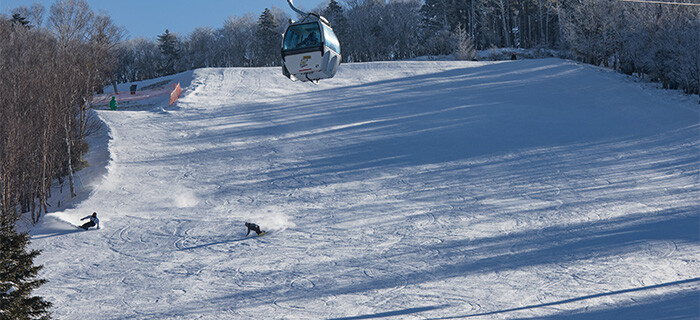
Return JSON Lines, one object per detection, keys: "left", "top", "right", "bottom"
{"left": 31, "top": 59, "right": 699, "bottom": 319}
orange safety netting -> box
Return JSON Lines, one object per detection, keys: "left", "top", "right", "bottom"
{"left": 169, "top": 83, "right": 182, "bottom": 106}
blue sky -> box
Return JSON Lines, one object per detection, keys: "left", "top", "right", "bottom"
{"left": 1, "top": 0, "right": 331, "bottom": 39}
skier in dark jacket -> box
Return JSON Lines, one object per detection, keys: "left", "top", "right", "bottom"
{"left": 245, "top": 222, "right": 265, "bottom": 236}
{"left": 80, "top": 212, "right": 100, "bottom": 230}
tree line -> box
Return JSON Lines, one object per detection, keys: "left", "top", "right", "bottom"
{"left": 112, "top": 0, "right": 698, "bottom": 95}
{"left": 0, "top": 0, "right": 122, "bottom": 226}
{"left": 561, "top": 0, "right": 699, "bottom": 94}
{"left": 1, "top": 1, "right": 122, "bottom": 316}
{"left": 1, "top": 0, "right": 698, "bottom": 227}
{"left": 0, "top": 0, "right": 695, "bottom": 235}
{"left": 0, "top": 0, "right": 696, "bottom": 318}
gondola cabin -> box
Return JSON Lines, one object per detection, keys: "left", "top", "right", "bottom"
{"left": 282, "top": 17, "right": 341, "bottom": 82}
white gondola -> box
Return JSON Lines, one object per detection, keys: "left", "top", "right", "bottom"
{"left": 282, "top": 0, "right": 341, "bottom": 82}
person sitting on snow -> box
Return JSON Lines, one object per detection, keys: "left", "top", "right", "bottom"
{"left": 245, "top": 222, "right": 265, "bottom": 236}
{"left": 80, "top": 212, "right": 100, "bottom": 230}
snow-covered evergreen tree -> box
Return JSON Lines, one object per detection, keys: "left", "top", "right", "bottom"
{"left": 0, "top": 225, "right": 51, "bottom": 320}
{"left": 322, "top": 0, "right": 349, "bottom": 60}
{"left": 453, "top": 26, "right": 476, "bottom": 60}
{"left": 157, "top": 29, "right": 180, "bottom": 75}
{"left": 254, "top": 8, "right": 281, "bottom": 67}
{"left": 10, "top": 4, "right": 45, "bottom": 29}
{"left": 10, "top": 13, "right": 30, "bottom": 28}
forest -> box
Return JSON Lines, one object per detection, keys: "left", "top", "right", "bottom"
{"left": 113, "top": 0, "right": 699, "bottom": 94}
{"left": 1, "top": 1, "right": 122, "bottom": 317}
{"left": 0, "top": 0, "right": 697, "bottom": 318}
{"left": 1, "top": 1, "right": 122, "bottom": 227}
{"left": 1, "top": 0, "right": 698, "bottom": 230}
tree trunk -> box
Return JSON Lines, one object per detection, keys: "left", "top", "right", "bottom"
{"left": 545, "top": 1, "right": 550, "bottom": 46}
{"left": 64, "top": 118, "right": 76, "bottom": 198}
{"left": 31, "top": 192, "right": 37, "bottom": 223}
{"left": 40, "top": 126, "right": 49, "bottom": 223}
{"left": 112, "top": 77, "right": 119, "bottom": 95}
{"left": 470, "top": 0, "right": 476, "bottom": 40}
{"left": 538, "top": 0, "right": 544, "bottom": 45}
{"left": 80, "top": 98, "right": 88, "bottom": 140}
{"left": 499, "top": 0, "right": 511, "bottom": 47}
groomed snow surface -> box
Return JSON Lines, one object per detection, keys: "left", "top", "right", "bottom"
{"left": 31, "top": 59, "right": 699, "bottom": 319}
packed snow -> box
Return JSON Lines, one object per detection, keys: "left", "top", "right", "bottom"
{"left": 30, "top": 58, "right": 699, "bottom": 319}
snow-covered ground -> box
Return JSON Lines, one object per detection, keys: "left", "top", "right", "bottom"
{"left": 30, "top": 59, "right": 699, "bottom": 319}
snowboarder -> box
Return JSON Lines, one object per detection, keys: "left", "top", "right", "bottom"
{"left": 80, "top": 212, "right": 100, "bottom": 230}
{"left": 109, "top": 96, "right": 118, "bottom": 110}
{"left": 245, "top": 222, "right": 265, "bottom": 236}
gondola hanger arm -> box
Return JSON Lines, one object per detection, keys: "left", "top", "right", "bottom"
{"left": 287, "top": 0, "right": 308, "bottom": 16}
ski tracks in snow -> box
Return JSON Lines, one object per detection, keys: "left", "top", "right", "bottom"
{"left": 31, "top": 60, "right": 700, "bottom": 319}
